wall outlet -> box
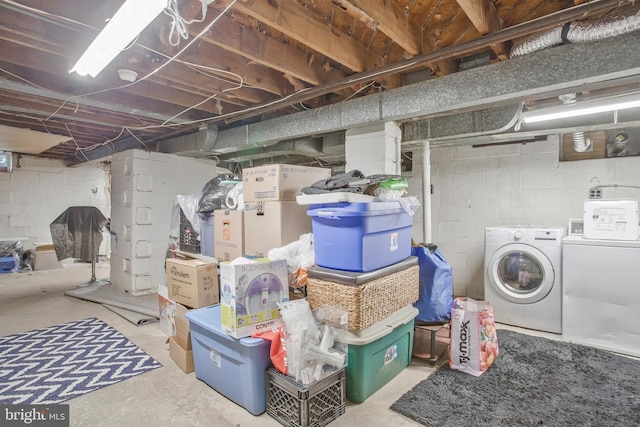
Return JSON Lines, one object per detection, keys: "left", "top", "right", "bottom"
{"left": 589, "top": 188, "right": 602, "bottom": 199}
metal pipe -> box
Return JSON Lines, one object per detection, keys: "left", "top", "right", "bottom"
{"left": 222, "top": 0, "right": 634, "bottom": 125}
{"left": 422, "top": 142, "right": 432, "bottom": 244}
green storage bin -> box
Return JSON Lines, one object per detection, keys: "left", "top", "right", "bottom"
{"left": 334, "top": 306, "right": 418, "bottom": 403}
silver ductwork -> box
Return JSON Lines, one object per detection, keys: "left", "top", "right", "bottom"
{"left": 511, "top": 7, "right": 640, "bottom": 58}
{"left": 155, "top": 124, "right": 218, "bottom": 157}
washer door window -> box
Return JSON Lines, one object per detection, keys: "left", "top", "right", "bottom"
{"left": 487, "top": 244, "right": 555, "bottom": 304}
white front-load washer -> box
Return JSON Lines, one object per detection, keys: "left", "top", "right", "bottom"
{"left": 484, "top": 226, "right": 566, "bottom": 334}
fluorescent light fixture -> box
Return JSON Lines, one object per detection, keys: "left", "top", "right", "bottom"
{"left": 521, "top": 92, "right": 640, "bottom": 124}
{"left": 70, "top": 0, "right": 167, "bottom": 78}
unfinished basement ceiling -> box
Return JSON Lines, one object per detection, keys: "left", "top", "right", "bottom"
{"left": 1, "top": 0, "right": 640, "bottom": 170}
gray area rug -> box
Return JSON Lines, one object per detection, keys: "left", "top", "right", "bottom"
{"left": 65, "top": 284, "right": 159, "bottom": 326}
{"left": 391, "top": 330, "right": 640, "bottom": 427}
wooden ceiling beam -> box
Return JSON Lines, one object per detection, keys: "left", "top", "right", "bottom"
{"left": 0, "top": 5, "right": 273, "bottom": 109}
{"left": 151, "top": 41, "right": 290, "bottom": 98}
{"left": 333, "top": 0, "right": 421, "bottom": 56}
{"left": 0, "top": 43, "right": 237, "bottom": 118}
{"left": 160, "top": 0, "right": 356, "bottom": 99}
{"left": 188, "top": 12, "right": 323, "bottom": 86}
{"left": 456, "top": 0, "right": 511, "bottom": 60}
{"left": 222, "top": 0, "right": 382, "bottom": 72}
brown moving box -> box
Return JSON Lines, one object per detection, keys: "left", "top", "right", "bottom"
{"left": 166, "top": 257, "right": 218, "bottom": 309}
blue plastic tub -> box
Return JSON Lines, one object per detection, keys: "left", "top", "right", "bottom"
{"left": 307, "top": 201, "right": 412, "bottom": 272}
{"left": 185, "top": 304, "right": 272, "bottom": 415}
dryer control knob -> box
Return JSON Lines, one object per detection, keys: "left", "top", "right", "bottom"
{"left": 514, "top": 230, "right": 524, "bottom": 241}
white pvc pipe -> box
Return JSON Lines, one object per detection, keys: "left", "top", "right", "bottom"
{"left": 421, "top": 141, "right": 432, "bottom": 244}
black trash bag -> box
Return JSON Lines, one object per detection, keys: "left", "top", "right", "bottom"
{"left": 197, "top": 174, "right": 241, "bottom": 214}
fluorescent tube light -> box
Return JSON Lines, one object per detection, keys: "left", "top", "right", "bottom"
{"left": 521, "top": 92, "right": 640, "bottom": 124}
{"left": 70, "top": 0, "right": 168, "bottom": 78}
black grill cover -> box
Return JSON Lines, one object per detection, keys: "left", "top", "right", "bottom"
{"left": 50, "top": 206, "right": 107, "bottom": 262}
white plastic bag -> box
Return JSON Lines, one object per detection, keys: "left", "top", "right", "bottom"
{"left": 268, "top": 233, "right": 314, "bottom": 288}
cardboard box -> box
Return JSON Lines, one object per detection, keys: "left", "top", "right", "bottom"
{"left": 173, "top": 329, "right": 192, "bottom": 351}
{"left": 33, "top": 243, "right": 61, "bottom": 271}
{"left": 174, "top": 303, "right": 191, "bottom": 337}
{"left": 157, "top": 283, "right": 177, "bottom": 336}
{"left": 242, "top": 164, "right": 331, "bottom": 202}
{"left": 166, "top": 257, "right": 219, "bottom": 309}
{"left": 220, "top": 258, "right": 289, "bottom": 338}
{"left": 169, "top": 336, "right": 194, "bottom": 373}
{"left": 214, "top": 209, "right": 245, "bottom": 262}
{"left": 243, "top": 201, "right": 311, "bottom": 258}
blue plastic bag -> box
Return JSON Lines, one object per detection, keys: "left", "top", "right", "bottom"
{"left": 412, "top": 244, "right": 453, "bottom": 323}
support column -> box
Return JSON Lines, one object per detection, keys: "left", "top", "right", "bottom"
{"left": 345, "top": 122, "right": 401, "bottom": 175}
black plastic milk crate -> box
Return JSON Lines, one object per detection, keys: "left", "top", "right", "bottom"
{"left": 266, "top": 368, "right": 346, "bottom": 427}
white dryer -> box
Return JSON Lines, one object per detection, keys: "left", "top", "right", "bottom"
{"left": 484, "top": 226, "right": 566, "bottom": 334}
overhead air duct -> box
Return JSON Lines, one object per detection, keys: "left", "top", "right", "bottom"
{"left": 510, "top": 6, "right": 640, "bottom": 58}
{"left": 155, "top": 124, "right": 218, "bottom": 157}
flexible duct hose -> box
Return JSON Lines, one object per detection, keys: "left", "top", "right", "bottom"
{"left": 571, "top": 131, "right": 591, "bottom": 152}
{"left": 510, "top": 7, "right": 640, "bottom": 58}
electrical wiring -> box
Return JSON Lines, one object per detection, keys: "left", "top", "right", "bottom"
{"left": 343, "top": 80, "right": 376, "bottom": 102}
{"left": 7, "top": 0, "right": 412, "bottom": 158}
{"left": 64, "top": 123, "right": 90, "bottom": 162}
{"left": 124, "top": 127, "right": 151, "bottom": 150}
{"left": 0, "top": 67, "right": 47, "bottom": 90}
{"left": 41, "top": 0, "right": 238, "bottom": 123}
{"left": 164, "top": 0, "right": 207, "bottom": 46}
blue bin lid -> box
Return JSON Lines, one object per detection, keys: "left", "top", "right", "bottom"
{"left": 307, "top": 200, "right": 406, "bottom": 218}
{"left": 184, "top": 304, "right": 266, "bottom": 347}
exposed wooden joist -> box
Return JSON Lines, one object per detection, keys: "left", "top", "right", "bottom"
{"left": 223, "top": 0, "right": 382, "bottom": 72}
{"left": 220, "top": 0, "right": 635, "bottom": 124}
{"left": 456, "top": 0, "right": 510, "bottom": 60}
{"left": 0, "top": 4, "right": 274, "bottom": 111}
{"left": 0, "top": 20, "right": 262, "bottom": 114}
{"left": 188, "top": 13, "right": 322, "bottom": 85}
{"left": 333, "top": 0, "right": 421, "bottom": 56}
{"left": 0, "top": 43, "right": 230, "bottom": 119}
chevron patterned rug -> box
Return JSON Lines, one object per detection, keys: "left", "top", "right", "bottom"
{"left": 0, "top": 318, "right": 162, "bottom": 404}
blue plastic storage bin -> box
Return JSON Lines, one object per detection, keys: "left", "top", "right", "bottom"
{"left": 307, "top": 201, "right": 412, "bottom": 272}
{"left": 185, "top": 304, "right": 272, "bottom": 415}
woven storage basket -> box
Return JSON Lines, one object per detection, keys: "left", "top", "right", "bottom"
{"left": 306, "top": 258, "right": 419, "bottom": 331}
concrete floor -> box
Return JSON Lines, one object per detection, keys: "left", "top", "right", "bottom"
{"left": 0, "top": 262, "right": 453, "bottom": 427}
{"left": 1, "top": 262, "right": 569, "bottom": 426}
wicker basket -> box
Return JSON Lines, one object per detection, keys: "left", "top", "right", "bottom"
{"left": 306, "top": 262, "right": 419, "bottom": 331}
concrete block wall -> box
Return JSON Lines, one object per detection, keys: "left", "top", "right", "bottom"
{"left": 109, "top": 149, "right": 218, "bottom": 296}
{"left": 408, "top": 135, "right": 640, "bottom": 299}
{"left": 0, "top": 156, "right": 110, "bottom": 253}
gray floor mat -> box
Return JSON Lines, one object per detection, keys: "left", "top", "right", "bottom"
{"left": 65, "top": 284, "right": 159, "bottom": 323}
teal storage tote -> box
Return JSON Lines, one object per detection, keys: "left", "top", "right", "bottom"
{"left": 185, "top": 304, "right": 272, "bottom": 415}
{"left": 334, "top": 306, "right": 418, "bottom": 403}
{"left": 306, "top": 201, "right": 412, "bottom": 272}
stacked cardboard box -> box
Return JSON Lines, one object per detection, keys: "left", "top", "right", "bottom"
{"left": 213, "top": 209, "right": 244, "bottom": 262}
{"left": 169, "top": 303, "right": 194, "bottom": 373}
{"left": 165, "top": 255, "right": 220, "bottom": 372}
{"left": 165, "top": 257, "right": 219, "bottom": 309}
{"left": 242, "top": 164, "right": 331, "bottom": 258}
